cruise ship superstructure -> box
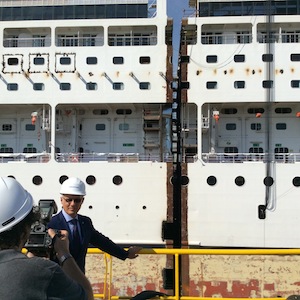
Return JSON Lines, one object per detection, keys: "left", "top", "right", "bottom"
{"left": 183, "top": 0, "right": 300, "bottom": 248}
{"left": 2, "top": 0, "right": 300, "bottom": 297}
{"left": 0, "top": 0, "right": 173, "bottom": 246}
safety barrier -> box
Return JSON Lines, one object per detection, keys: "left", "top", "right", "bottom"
{"left": 87, "top": 248, "right": 300, "bottom": 300}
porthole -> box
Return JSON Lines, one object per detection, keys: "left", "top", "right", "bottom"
{"left": 86, "top": 175, "right": 96, "bottom": 185}
{"left": 59, "top": 175, "right": 68, "bottom": 184}
{"left": 207, "top": 176, "right": 217, "bottom": 186}
{"left": 235, "top": 176, "right": 245, "bottom": 186}
{"left": 293, "top": 177, "right": 300, "bottom": 187}
{"left": 263, "top": 176, "right": 274, "bottom": 187}
{"left": 181, "top": 175, "right": 189, "bottom": 186}
{"left": 113, "top": 175, "right": 122, "bottom": 185}
{"left": 32, "top": 175, "right": 43, "bottom": 185}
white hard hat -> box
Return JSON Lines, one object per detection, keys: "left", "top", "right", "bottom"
{"left": 60, "top": 177, "right": 86, "bottom": 196}
{"left": 0, "top": 177, "right": 33, "bottom": 233}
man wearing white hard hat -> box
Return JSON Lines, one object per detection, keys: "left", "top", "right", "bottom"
{"left": 0, "top": 177, "right": 93, "bottom": 300}
{"left": 48, "top": 177, "right": 142, "bottom": 273}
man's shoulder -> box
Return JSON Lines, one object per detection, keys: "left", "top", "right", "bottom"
{"left": 78, "top": 214, "right": 92, "bottom": 223}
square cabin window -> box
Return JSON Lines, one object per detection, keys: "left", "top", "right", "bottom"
{"left": 7, "top": 83, "right": 18, "bottom": 91}
{"left": 60, "top": 57, "right": 71, "bottom": 65}
{"left": 139, "top": 82, "right": 150, "bottom": 90}
{"left": 262, "top": 54, "right": 273, "bottom": 62}
{"left": 113, "top": 57, "right": 124, "bottom": 64}
{"left": 86, "top": 57, "right": 97, "bottom": 65}
{"left": 276, "top": 123, "right": 286, "bottom": 130}
{"left": 291, "top": 54, "right": 300, "bottom": 61}
{"left": 86, "top": 82, "right": 97, "bottom": 90}
{"left": 291, "top": 80, "right": 300, "bottom": 88}
{"left": 206, "top": 81, "right": 217, "bottom": 89}
{"left": 60, "top": 83, "right": 71, "bottom": 90}
{"left": 206, "top": 55, "right": 217, "bottom": 63}
{"left": 113, "top": 82, "right": 124, "bottom": 90}
{"left": 33, "top": 83, "right": 45, "bottom": 91}
{"left": 234, "top": 81, "right": 245, "bottom": 89}
{"left": 262, "top": 80, "right": 273, "bottom": 88}
{"left": 34, "top": 57, "right": 45, "bottom": 65}
{"left": 234, "top": 54, "right": 245, "bottom": 62}
{"left": 140, "top": 56, "right": 150, "bottom": 64}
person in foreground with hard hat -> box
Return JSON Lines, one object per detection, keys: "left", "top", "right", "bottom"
{"left": 48, "top": 177, "right": 142, "bottom": 273}
{"left": 0, "top": 177, "right": 94, "bottom": 300}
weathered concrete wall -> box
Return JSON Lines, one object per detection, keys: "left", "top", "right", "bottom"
{"left": 86, "top": 253, "right": 300, "bottom": 298}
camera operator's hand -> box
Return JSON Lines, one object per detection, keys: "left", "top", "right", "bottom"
{"left": 47, "top": 228, "right": 70, "bottom": 257}
{"left": 47, "top": 228, "right": 94, "bottom": 300}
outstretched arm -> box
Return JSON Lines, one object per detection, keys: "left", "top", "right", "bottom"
{"left": 127, "top": 246, "right": 142, "bottom": 259}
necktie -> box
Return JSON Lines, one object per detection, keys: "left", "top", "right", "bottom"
{"left": 70, "top": 219, "right": 81, "bottom": 258}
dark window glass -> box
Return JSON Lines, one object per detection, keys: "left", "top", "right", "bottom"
{"left": 226, "top": 123, "right": 236, "bottom": 130}
{"left": 234, "top": 54, "right": 245, "bottom": 62}
{"left": 86, "top": 82, "right": 97, "bottom": 90}
{"left": 262, "top": 80, "right": 273, "bottom": 88}
{"left": 60, "top": 83, "right": 71, "bottom": 90}
{"left": 291, "top": 54, "right": 300, "bottom": 61}
{"left": 275, "top": 107, "right": 292, "bottom": 114}
{"left": 96, "top": 124, "right": 106, "bottom": 130}
{"left": 206, "top": 55, "right": 217, "bottom": 63}
{"left": 291, "top": 80, "right": 300, "bottom": 88}
{"left": 262, "top": 54, "right": 273, "bottom": 62}
{"left": 264, "top": 176, "right": 274, "bottom": 187}
{"left": 7, "top": 83, "right": 18, "bottom": 91}
{"left": 207, "top": 176, "right": 217, "bottom": 186}
{"left": 34, "top": 57, "right": 45, "bottom": 65}
{"left": 206, "top": 81, "right": 217, "bottom": 89}
{"left": 113, "top": 57, "right": 124, "bottom": 64}
{"left": 139, "top": 82, "right": 150, "bottom": 90}
{"left": 248, "top": 108, "right": 265, "bottom": 114}
{"left": 116, "top": 109, "right": 132, "bottom": 115}
{"left": 250, "top": 123, "right": 262, "bottom": 130}
{"left": 140, "top": 56, "right": 150, "bottom": 64}
{"left": 60, "top": 57, "right": 71, "bottom": 65}
{"left": 33, "top": 83, "right": 44, "bottom": 90}
{"left": 113, "top": 82, "right": 124, "bottom": 90}
{"left": 276, "top": 123, "right": 286, "bottom": 130}
{"left": 25, "top": 124, "right": 35, "bottom": 131}
{"left": 234, "top": 81, "right": 245, "bottom": 89}
{"left": 235, "top": 176, "right": 245, "bottom": 186}
{"left": 8, "top": 57, "right": 19, "bottom": 65}
{"left": 86, "top": 57, "right": 97, "bottom": 64}
{"left": 2, "top": 124, "right": 12, "bottom": 131}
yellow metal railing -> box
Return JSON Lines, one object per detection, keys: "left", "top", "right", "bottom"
{"left": 87, "top": 248, "right": 300, "bottom": 300}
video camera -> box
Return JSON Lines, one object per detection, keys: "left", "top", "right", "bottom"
{"left": 25, "top": 199, "right": 58, "bottom": 258}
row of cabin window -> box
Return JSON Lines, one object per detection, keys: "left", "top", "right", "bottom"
{"left": 207, "top": 53, "right": 300, "bottom": 63}
{"left": 207, "top": 80, "right": 300, "bottom": 89}
{"left": 0, "top": 147, "right": 37, "bottom": 153}
{"left": 224, "top": 147, "right": 289, "bottom": 154}
{"left": 225, "top": 123, "right": 287, "bottom": 130}
{"left": 7, "top": 56, "right": 151, "bottom": 67}
{"left": 1, "top": 122, "right": 132, "bottom": 133}
{"left": 219, "top": 108, "right": 293, "bottom": 114}
{"left": 6, "top": 82, "right": 151, "bottom": 91}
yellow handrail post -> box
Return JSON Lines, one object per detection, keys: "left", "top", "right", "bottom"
{"left": 174, "top": 253, "right": 180, "bottom": 300}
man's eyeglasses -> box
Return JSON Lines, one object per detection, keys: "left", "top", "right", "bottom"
{"left": 62, "top": 196, "right": 83, "bottom": 204}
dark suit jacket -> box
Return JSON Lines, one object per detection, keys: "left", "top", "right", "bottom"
{"left": 48, "top": 211, "right": 128, "bottom": 272}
